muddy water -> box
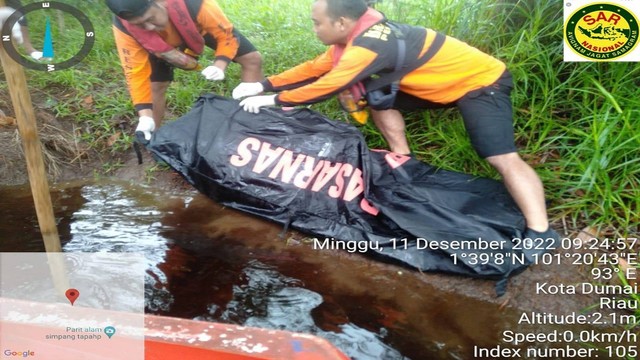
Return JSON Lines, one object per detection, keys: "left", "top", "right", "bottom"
{"left": 0, "top": 181, "right": 627, "bottom": 359}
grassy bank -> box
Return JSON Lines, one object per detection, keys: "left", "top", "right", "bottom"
{"left": 0, "top": 0, "right": 637, "bottom": 349}
{"left": 2, "top": 0, "right": 638, "bottom": 235}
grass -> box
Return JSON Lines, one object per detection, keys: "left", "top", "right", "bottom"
{"left": 1, "top": 0, "right": 636, "bottom": 242}
{"left": 1, "top": 0, "right": 638, "bottom": 348}
{"left": 1, "top": 2, "right": 635, "bottom": 233}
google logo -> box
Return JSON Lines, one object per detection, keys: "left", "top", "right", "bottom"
{"left": 3, "top": 349, "right": 35, "bottom": 357}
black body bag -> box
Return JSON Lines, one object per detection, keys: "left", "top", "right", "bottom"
{"left": 149, "top": 95, "right": 552, "bottom": 293}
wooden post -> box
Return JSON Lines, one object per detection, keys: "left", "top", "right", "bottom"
{"left": 0, "top": 0, "right": 62, "bottom": 252}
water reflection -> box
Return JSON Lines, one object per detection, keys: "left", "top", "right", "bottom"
{"left": 240, "top": 274, "right": 405, "bottom": 359}
{"left": 0, "top": 182, "right": 84, "bottom": 251}
{"left": 1, "top": 181, "right": 625, "bottom": 360}
{"left": 0, "top": 182, "right": 426, "bottom": 358}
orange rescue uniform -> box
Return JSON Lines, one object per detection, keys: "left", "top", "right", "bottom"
{"left": 264, "top": 21, "right": 506, "bottom": 107}
{"left": 112, "top": 0, "right": 240, "bottom": 110}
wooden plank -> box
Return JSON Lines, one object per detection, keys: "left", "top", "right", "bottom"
{"left": 0, "top": 0, "right": 62, "bottom": 252}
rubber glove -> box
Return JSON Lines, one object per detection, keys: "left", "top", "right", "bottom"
{"left": 135, "top": 115, "right": 155, "bottom": 144}
{"left": 201, "top": 65, "right": 225, "bottom": 81}
{"left": 239, "top": 95, "right": 277, "bottom": 114}
{"left": 30, "top": 51, "right": 43, "bottom": 60}
{"left": 232, "top": 82, "right": 264, "bottom": 99}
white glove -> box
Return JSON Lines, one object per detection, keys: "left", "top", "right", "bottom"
{"left": 201, "top": 65, "right": 225, "bottom": 81}
{"left": 30, "top": 51, "right": 43, "bottom": 60}
{"left": 0, "top": 7, "right": 23, "bottom": 44}
{"left": 232, "top": 82, "right": 264, "bottom": 99}
{"left": 239, "top": 95, "right": 277, "bottom": 114}
{"left": 135, "top": 115, "right": 156, "bottom": 141}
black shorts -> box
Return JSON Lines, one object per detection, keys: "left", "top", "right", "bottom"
{"left": 149, "top": 28, "right": 257, "bottom": 83}
{"left": 392, "top": 70, "right": 517, "bottom": 158}
{"left": 456, "top": 71, "right": 517, "bottom": 158}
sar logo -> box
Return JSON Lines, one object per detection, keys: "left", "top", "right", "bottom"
{"left": 565, "top": 3, "right": 638, "bottom": 61}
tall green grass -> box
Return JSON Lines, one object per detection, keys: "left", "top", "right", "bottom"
{"left": 1, "top": 0, "right": 638, "bottom": 235}
{"left": 364, "top": 0, "right": 640, "bottom": 235}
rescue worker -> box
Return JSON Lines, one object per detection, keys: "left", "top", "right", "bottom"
{"left": 106, "top": 0, "right": 263, "bottom": 141}
{"left": 232, "top": 0, "right": 558, "bottom": 242}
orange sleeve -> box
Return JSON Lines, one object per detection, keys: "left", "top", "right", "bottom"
{"left": 271, "top": 46, "right": 378, "bottom": 106}
{"left": 196, "top": 0, "right": 239, "bottom": 63}
{"left": 113, "top": 25, "right": 153, "bottom": 110}
{"left": 265, "top": 49, "right": 334, "bottom": 90}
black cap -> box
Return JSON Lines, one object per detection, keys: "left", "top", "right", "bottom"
{"left": 105, "top": 0, "right": 154, "bottom": 20}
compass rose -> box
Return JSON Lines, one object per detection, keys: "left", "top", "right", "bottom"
{"left": 1, "top": 1, "right": 95, "bottom": 71}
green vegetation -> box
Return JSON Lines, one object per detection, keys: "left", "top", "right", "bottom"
{"left": 0, "top": 0, "right": 637, "bottom": 348}
{"left": 1, "top": 0, "right": 638, "bottom": 236}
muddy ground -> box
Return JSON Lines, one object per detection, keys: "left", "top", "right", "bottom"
{"left": 0, "top": 96, "right": 635, "bottom": 328}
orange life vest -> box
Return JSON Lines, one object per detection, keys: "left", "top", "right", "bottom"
{"left": 120, "top": 0, "right": 204, "bottom": 70}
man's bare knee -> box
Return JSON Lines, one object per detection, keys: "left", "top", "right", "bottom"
{"left": 236, "top": 52, "right": 263, "bottom": 81}
{"left": 239, "top": 51, "right": 262, "bottom": 65}
{"left": 370, "top": 109, "right": 403, "bottom": 125}
{"left": 151, "top": 81, "right": 170, "bottom": 94}
{"left": 485, "top": 152, "right": 521, "bottom": 173}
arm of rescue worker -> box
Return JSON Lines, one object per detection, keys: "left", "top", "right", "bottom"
{"left": 262, "top": 49, "right": 334, "bottom": 93}
{"left": 266, "top": 45, "right": 383, "bottom": 106}
{"left": 112, "top": 24, "right": 153, "bottom": 115}
{"left": 196, "top": 0, "right": 240, "bottom": 71}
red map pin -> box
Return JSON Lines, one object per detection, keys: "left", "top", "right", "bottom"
{"left": 65, "top": 288, "right": 80, "bottom": 306}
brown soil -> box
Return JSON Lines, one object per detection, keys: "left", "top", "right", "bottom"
{"left": 0, "top": 88, "right": 185, "bottom": 190}
{"left": 0, "top": 96, "right": 635, "bottom": 328}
